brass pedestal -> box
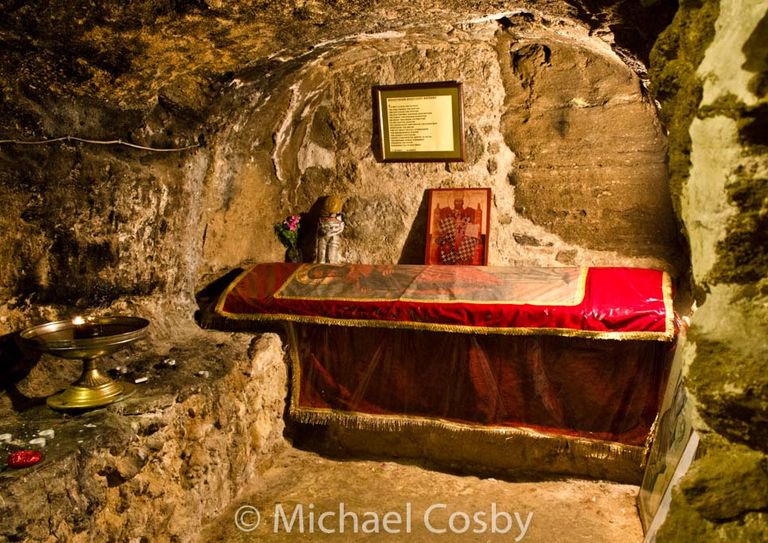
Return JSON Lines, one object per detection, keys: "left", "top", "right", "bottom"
{"left": 19, "top": 316, "right": 149, "bottom": 412}
{"left": 45, "top": 357, "right": 137, "bottom": 410}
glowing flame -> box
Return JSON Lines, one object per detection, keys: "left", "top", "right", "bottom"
{"left": 72, "top": 316, "right": 86, "bottom": 325}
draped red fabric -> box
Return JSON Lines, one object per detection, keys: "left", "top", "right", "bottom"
{"left": 217, "top": 263, "right": 674, "bottom": 339}
{"left": 211, "top": 263, "right": 676, "bottom": 447}
{"left": 293, "top": 324, "right": 670, "bottom": 446}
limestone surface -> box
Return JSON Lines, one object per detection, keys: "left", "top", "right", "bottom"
{"left": 648, "top": 1, "right": 768, "bottom": 540}
{"left": 0, "top": 322, "right": 288, "bottom": 543}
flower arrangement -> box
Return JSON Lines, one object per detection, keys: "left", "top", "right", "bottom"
{"left": 274, "top": 215, "right": 302, "bottom": 262}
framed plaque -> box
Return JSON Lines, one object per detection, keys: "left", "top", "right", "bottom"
{"left": 373, "top": 81, "right": 465, "bottom": 162}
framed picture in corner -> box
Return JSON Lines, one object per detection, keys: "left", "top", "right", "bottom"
{"left": 425, "top": 188, "right": 491, "bottom": 265}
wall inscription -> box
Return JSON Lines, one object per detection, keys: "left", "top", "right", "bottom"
{"left": 373, "top": 81, "right": 465, "bottom": 162}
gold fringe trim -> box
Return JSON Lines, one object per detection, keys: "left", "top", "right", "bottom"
{"left": 287, "top": 322, "right": 302, "bottom": 412}
{"left": 289, "top": 407, "right": 644, "bottom": 464}
{"left": 216, "top": 309, "right": 674, "bottom": 341}
{"left": 662, "top": 271, "right": 675, "bottom": 338}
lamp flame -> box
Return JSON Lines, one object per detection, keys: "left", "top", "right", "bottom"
{"left": 72, "top": 316, "right": 86, "bottom": 325}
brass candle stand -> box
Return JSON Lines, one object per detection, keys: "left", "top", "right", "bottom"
{"left": 19, "top": 316, "right": 149, "bottom": 411}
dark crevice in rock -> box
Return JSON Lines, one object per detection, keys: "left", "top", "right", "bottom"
{"left": 711, "top": 174, "right": 768, "bottom": 285}
{"left": 742, "top": 9, "right": 768, "bottom": 98}
{"left": 564, "top": 0, "right": 678, "bottom": 69}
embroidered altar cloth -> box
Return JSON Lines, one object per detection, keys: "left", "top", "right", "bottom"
{"left": 209, "top": 263, "right": 676, "bottom": 451}
{"left": 215, "top": 263, "right": 674, "bottom": 341}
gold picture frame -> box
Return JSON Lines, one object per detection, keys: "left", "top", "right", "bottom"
{"left": 425, "top": 188, "right": 491, "bottom": 265}
{"left": 373, "top": 81, "right": 465, "bottom": 162}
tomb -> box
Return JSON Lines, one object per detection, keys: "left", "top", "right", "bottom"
{"left": 203, "top": 262, "right": 676, "bottom": 482}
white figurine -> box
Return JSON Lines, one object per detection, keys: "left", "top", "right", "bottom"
{"left": 315, "top": 195, "right": 345, "bottom": 264}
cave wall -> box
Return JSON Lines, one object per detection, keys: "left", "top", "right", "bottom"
{"left": 0, "top": 4, "right": 684, "bottom": 332}
{"left": 195, "top": 15, "right": 684, "bottom": 278}
{"left": 649, "top": 0, "right": 768, "bottom": 540}
{"left": 0, "top": 146, "right": 209, "bottom": 307}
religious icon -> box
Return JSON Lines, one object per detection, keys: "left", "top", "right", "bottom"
{"left": 425, "top": 188, "right": 491, "bottom": 265}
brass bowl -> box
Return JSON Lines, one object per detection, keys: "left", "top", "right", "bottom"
{"left": 19, "top": 316, "right": 149, "bottom": 411}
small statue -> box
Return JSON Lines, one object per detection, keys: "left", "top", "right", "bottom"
{"left": 315, "top": 195, "right": 345, "bottom": 264}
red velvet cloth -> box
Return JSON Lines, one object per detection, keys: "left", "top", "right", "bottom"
{"left": 293, "top": 324, "right": 670, "bottom": 446}
{"left": 216, "top": 263, "right": 674, "bottom": 340}
{"left": 212, "top": 263, "right": 675, "bottom": 446}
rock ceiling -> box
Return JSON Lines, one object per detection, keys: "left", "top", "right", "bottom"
{"left": 0, "top": 0, "right": 675, "bottom": 137}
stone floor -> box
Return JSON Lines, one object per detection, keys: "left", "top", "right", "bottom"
{"left": 198, "top": 447, "right": 643, "bottom": 543}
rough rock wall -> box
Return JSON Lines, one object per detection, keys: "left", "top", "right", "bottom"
{"left": 0, "top": 146, "right": 208, "bottom": 306}
{"left": 498, "top": 23, "right": 678, "bottom": 265}
{"left": 650, "top": 1, "right": 768, "bottom": 540}
{"left": 199, "top": 15, "right": 682, "bottom": 279}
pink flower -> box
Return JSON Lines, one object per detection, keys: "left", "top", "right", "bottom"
{"left": 275, "top": 215, "right": 301, "bottom": 249}
{"left": 285, "top": 215, "right": 301, "bottom": 231}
